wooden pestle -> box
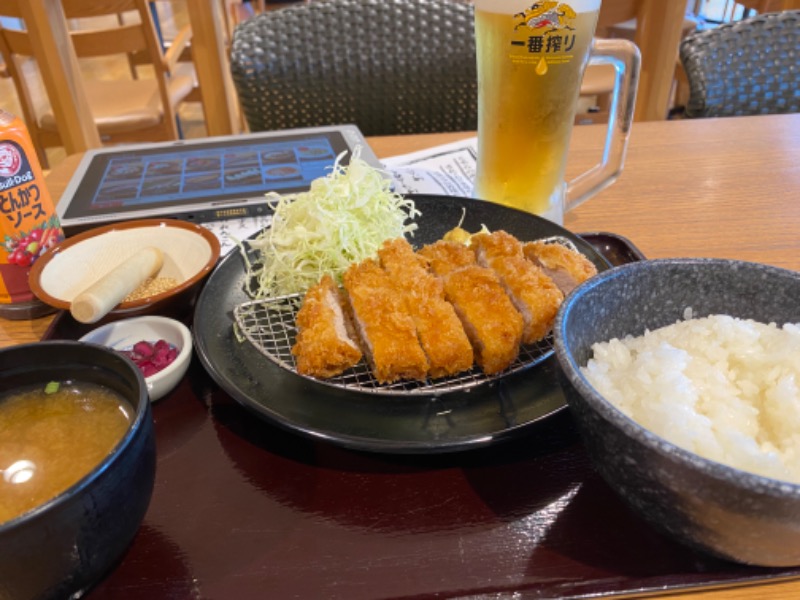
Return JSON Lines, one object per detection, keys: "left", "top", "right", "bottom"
{"left": 70, "top": 247, "right": 164, "bottom": 324}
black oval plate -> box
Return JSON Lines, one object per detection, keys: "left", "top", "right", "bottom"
{"left": 193, "top": 194, "right": 612, "bottom": 453}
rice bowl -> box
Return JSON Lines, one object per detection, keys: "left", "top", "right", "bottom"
{"left": 554, "top": 258, "right": 800, "bottom": 566}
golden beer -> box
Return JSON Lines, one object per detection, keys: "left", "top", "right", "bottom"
{"left": 474, "top": 0, "right": 600, "bottom": 219}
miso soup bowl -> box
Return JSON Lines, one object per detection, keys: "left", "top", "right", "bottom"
{"left": 0, "top": 341, "right": 156, "bottom": 599}
{"left": 553, "top": 258, "right": 800, "bottom": 567}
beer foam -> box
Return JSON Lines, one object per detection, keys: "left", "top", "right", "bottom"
{"left": 474, "top": 0, "right": 601, "bottom": 14}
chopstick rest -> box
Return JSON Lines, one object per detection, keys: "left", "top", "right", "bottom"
{"left": 71, "top": 247, "right": 164, "bottom": 324}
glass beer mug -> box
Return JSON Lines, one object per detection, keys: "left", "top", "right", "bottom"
{"left": 473, "top": 0, "right": 640, "bottom": 224}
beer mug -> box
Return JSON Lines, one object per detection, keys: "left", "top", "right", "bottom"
{"left": 473, "top": 0, "right": 640, "bottom": 224}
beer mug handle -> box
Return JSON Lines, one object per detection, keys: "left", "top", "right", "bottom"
{"left": 564, "top": 38, "right": 641, "bottom": 212}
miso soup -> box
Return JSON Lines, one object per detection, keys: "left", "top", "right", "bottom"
{"left": 0, "top": 381, "right": 132, "bottom": 524}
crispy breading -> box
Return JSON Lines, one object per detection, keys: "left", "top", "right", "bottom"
{"left": 488, "top": 254, "right": 562, "bottom": 344}
{"left": 471, "top": 229, "right": 524, "bottom": 258}
{"left": 292, "top": 274, "right": 363, "bottom": 378}
{"left": 472, "top": 231, "right": 563, "bottom": 344}
{"left": 442, "top": 265, "right": 523, "bottom": 375}
{"left": 343, "top": 258, "right": 429, "bottom": 383}
{"left": 417, "top": 240, "right": 476, "bottom": 276}
{"left": 523, "top": 240, "right": 598, "bottom": 295}
{"left": 378, "top": 238, "right": 473, "bottom": 378}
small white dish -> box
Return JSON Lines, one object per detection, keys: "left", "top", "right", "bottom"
{"left": 80, "top": 316, "right": 192, "bottom": 402}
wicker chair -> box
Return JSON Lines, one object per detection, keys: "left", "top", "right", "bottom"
{"left": 229, "top": 0, "right": 477, "bottom": 135}
{"left": 679, "top": 11, "right": 800, "bottom": 118}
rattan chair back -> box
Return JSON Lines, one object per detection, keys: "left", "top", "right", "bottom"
{"left": 229, "top": 0, "right": 477, "bottom": 135}
{"left": 679, "top": 11, "right": 800, "bottom": 118}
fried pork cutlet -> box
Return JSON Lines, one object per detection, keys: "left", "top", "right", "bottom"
{"left": 343, "top": 259, "right": 429, "bottom": 383}
{"left": 378, "top": 239, "right": 473, "bottom": 378}
{"left": 442, "top": 264, "right": 524, "bottom": 375}
{"left": 417, "top": 240, "right": 476, "bottom": 276}
{"left": 291, "top": 274, "right": 362, "bottom": 378}
{"left": 523, "top": 240, "right": 598, "bottom": 295}
{"left": 471, "top": 231, "right": 564, "bottom": 344}
{"left": 419, "top": 238, "right": 523, "bottom": 374}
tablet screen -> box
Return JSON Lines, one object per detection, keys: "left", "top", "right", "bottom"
{"left": 59, "top": 126, "right": 377, "bottom": 229}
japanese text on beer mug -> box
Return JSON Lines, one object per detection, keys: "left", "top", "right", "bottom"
{"left": 473, "top": 0, "right": 640, "bottom": 224}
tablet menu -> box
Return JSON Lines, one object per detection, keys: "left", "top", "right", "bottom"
{"left": 58, "top": 126, "right": 382, "bottom": 233}
{"left": 92, "top": 136, "right": 337, "bottom": 210}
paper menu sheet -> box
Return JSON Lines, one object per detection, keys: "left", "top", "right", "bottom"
{"left": 202, "top": 136, "right": 481, "bottom": 255}
{"left": 202, "top": 214, "right": 272, "bottom": 256}
{"left": 382, "top": 136, "right": 479, "bottom": 197}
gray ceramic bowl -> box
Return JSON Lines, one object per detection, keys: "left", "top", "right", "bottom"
{"left": 553, "top": 258, "right": 800, "bottom": 567}
{"left": 0, "top": 341, "right": 156, "bottom": 599}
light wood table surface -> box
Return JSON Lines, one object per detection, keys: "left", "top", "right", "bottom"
{"left": 4, "top": 113, "right": 800, "bottom": 345}
{"left": 3, "top": 114, "right": 800, "bottom": 599}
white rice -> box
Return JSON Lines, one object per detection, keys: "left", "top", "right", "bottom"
{"left": 581, "top": 314, "right": 800, "bottom": 483}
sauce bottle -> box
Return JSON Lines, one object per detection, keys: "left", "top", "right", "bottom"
{"left": 0, "top": 110, "right": 64, "bottom": 319}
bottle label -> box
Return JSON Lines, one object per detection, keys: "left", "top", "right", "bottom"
{"left": 0, "top": 112, "right": 64, "bottom": 305}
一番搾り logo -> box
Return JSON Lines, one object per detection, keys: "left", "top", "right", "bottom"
{"left": 510, "top": 2, "right": 580, "bottom": 73}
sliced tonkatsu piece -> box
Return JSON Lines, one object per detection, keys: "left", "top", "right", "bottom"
{"left": 417, "top": 240, "right": 476, "bottom": 276}
{"left": 291, "top": 274, "right": 363, "bottom": 378}
{"left": 471, "top": 229, "right": 524, "bottom": 260}
{"left": 442, "top": 264, "right": 524, "bottom": 375}
{"left": 471, "top": 231, "right": 564, "bottom": 344}
{"left": 523, "top": 240, "right": 598, "bottom": 295}
{"left": 343, "top": 258, "right": 429, "bottom": 383}
{"left": 378, "top": 238, "right": 473, "bottom": 378}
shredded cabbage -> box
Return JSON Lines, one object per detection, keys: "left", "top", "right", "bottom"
{"left": 243, "top": 150, "right": 420, "bottom": 299}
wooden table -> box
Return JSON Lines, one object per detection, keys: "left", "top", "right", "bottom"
{"left": 7, "top": 113, "right": 798, "bottom": 348}
{"left": 3, "top": 114, "right": 800, "bottom": 599}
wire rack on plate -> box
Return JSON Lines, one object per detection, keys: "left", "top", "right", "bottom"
{"left": 233, "top": 236, "right": 578, "bottom": 397}
{"left": 234, "top": 294, "right": 554, "bottom": 396}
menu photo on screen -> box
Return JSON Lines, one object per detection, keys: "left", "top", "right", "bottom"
{"left": 57, "top": 125, "right": 383, "bottom": 234}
